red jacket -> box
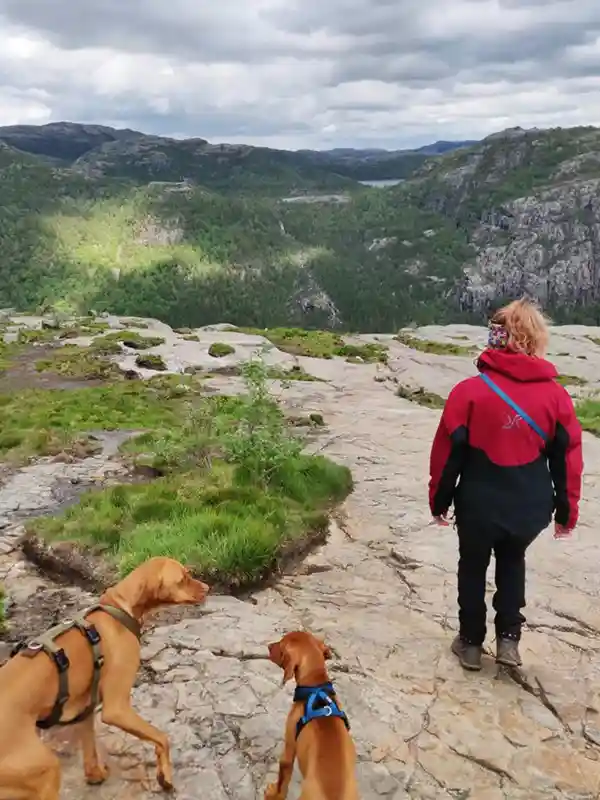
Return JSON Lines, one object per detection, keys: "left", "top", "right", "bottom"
{"left": 429, "top": 349, "right": 583, "bottom": 532}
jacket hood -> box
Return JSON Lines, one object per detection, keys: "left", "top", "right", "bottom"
{"left": 477, "top": 348, "right": 558, "bottom": 382}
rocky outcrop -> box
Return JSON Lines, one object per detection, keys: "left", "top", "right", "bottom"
{"left": 412, "top": 126, "right": 600, "bottom": 318}
{"left": 0, "top": 318, "right": 599, "bottom": 798}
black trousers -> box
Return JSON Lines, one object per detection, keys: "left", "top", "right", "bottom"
{"left": 457, "top": 522, "right": 540, "bottom": 646}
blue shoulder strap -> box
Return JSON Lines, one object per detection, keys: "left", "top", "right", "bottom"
{"left": 479, "top": 373, "right": 548, "bottom": 443}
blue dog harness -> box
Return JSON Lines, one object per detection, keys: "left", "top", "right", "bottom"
{"left": 293, "top": 682, "right": 350, "bottom": 739}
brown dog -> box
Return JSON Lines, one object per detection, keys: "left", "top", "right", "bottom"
{"left": 265, "top": 631, "right": 359, "bottom": 800}
{"left": 0, "top": 556, "right": 209, "bottom": 800}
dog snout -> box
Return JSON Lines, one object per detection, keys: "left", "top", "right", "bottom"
{"left": 192, "top": 579, "right": 210, "bottom": 600}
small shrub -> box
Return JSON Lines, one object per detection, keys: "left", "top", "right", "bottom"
{"left": 209, "top": 342, "right": 235, "bottom": 357}
{"left": 219, "top": 358, "right": 303, "bottom": 486}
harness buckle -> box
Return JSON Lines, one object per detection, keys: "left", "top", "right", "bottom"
{"left": 321, "top": 705, "right": 333, "bottom": 717}
{"left": 85, "top": 625, "right": 101, "bottom": 647}
{"left": 54, "top": 648, "right": 70, "bottom": 673}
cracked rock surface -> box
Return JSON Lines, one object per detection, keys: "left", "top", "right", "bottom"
{"left": 0, "top": 321, "right": 599, "bottom": 798}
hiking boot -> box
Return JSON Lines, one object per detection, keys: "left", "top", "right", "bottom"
{"left": 451, "top": 635, "right": 482, "bottom": 671}
{"left": 496, "top": 637, "right": 522, "bottom": 667}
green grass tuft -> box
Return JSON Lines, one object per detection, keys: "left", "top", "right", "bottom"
{"left": 0, "top": 376, "right": 195, "bottom": 462}
{"left": 26, "top": 359, "right": 352, "bottom": 585}
{"left": 208, "top": 342, "right": 235, "bottom": 357}
{"left": 575, "top": 398, "right": 600, "bottom": 436}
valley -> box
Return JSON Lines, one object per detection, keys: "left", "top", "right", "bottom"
{"left": 0, "top": 122, "right": 600, "bottom": 330}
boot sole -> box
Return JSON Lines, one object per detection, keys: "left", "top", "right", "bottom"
{"left": 496, "top": 656, "right": 522, "bottom": 668}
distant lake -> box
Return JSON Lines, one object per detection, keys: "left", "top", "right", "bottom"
{"left": 359, "top": 178, "right": 404, "bottom": 187}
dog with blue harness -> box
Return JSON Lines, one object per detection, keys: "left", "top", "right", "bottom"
{"left": 265, "top": 631, "right": 358, "bottom": 800}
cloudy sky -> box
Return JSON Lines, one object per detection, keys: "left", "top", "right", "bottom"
{"left": 1, "top": 0, "right": 600, "bottom": 150}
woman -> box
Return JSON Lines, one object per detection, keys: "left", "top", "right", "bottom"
{"left": 428, "top": 299, "right": 583, "bottom": 670}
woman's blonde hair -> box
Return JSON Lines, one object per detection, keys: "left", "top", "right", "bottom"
{"left": 490, "top": 298, "right": 549, "bottom": 356}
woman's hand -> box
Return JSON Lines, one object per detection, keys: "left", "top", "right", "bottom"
{"left": 553, "top": 522, "right": 573, "bottom": 539}
{"left": 431, "top": 513, "right": 450, "bottom": 526}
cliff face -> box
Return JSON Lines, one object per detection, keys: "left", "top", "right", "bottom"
{"left": 408, "top": 126, "right": 600, "bottom": 318}
{"left": 463, "top": 177, "right": 600, "bottom": 316}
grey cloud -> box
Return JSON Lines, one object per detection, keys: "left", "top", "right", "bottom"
{"left": 0, "top": 0, "right": 295, "bottom": 63}
{"left": 2, "top": 0, "right": 600, "bottom": 148}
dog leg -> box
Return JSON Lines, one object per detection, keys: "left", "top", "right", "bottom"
{"left": 264, "top": 727, "right": 297, "bottom": 800}
{"left": 0, "top": 741, "right": 61, "bottom": 800}
{"left": 100, "top": 655, "right": 173, "bottom": 791}
{"left": 79, "top": 713, "right": 109, "bottom": 785}
{"left": 101, "top": 703, "right": 173, "bottom": 790}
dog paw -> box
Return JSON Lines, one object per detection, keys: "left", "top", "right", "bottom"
{"left": 264, "top": 783, "right": 283, "bottom": 800}
{"left": 157, "top": 771, "right": 175, "bottom": 793}
{"left": 85, "top": 763, "right": 109, "bottom": 785}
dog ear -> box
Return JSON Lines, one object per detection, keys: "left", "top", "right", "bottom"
{"left": 268, "top": 641, "right": 283, "bottom": 667}
{"left": 316, "top": 637, "right": 332, "bottom": 660}
{"left": 268, "top": 640, "right": 297, "bottom": 684}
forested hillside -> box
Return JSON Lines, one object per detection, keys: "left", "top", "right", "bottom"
{"left": 2, "top": 122, "right": 600, "bottom": 330}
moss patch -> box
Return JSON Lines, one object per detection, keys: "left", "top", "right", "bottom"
{"left": 396, "top": 331, "right": 477, "bottom": 356}
{"left": 236, "top": 327, "right": 388, "bottom": 363}
{"left": 35, "top": 344, "right": 124, "bottom": 381}
{"left": 268, "top": 364, "right": 322, "bottom": 382}
{"left": 121, "top": 318, "right": 150, "bottom": 329}
{"left": 396, "top": 385, "right": 445, "bottom": 408}
{"left": 208, "top": 342, "right": 235, "bottom": 357}
{"left": 183, "top": 334, "right": 200, "bottom": 342}
{"left": 25, "top": 361, "right": 352, "bottom": 588}
{"left": 97, "top": 330, "right": 165, "bottom": 350}
{"left": 135, "top": 353, "right": 167, "bottom": 370}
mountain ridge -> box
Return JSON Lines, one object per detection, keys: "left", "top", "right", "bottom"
{"left": 0, "top": 122, "right": 475, "bottom": 184}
